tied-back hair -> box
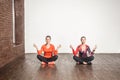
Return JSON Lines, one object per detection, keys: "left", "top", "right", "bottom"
{"left": 45, "top": 35, "right": 51, "bottom": 40}
{"left": 81, "top": 36, "right": 86, "bottom": 41}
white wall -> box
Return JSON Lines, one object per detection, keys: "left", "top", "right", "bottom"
{"left": 25, "top": 0, "right": 120, "bottom": 53}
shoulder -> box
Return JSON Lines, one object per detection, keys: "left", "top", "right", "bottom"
{"left": 50, "top": 44, "right": 55, "bottom": 47}
{"left": 77, "top": 44, "right": 82, "bottom": 48}
{"left": 41, "top": 44, "right": 46, "bottom": 47}
{"left": 85, "top": 44, "right": 90, "bottom": 48}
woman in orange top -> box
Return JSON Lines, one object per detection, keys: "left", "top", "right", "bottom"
{"left": 33, "top": 35, "right": 61, "bottom": 65}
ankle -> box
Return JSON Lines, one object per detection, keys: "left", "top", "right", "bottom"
{"left": 48, "top": 61, "right": 55, "bottom": 65}
{"left": 41, "top": 62, "right": 46, "bottom": 65}
{"left": 83, "top": 62, "right": 87, "bottom": 65}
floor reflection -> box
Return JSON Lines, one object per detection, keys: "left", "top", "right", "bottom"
{"left": 73, "top": 64, "right": 94, "bottom": 80}
{"left": 35, "top": 64, "right": 58, "bottom": 80}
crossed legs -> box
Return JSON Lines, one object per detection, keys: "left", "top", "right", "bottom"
{"left": 37, "top": 55, "right": 58, "bottom": 64}
{"left": 73, "top": 56, "right": 94, "bottom": 64}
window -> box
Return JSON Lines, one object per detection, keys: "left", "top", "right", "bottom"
{"left": 12, "top": 0, "right": 24, "bottom": 45}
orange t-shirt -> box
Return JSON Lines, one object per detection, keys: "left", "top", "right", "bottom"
{"left": 37, "top": 44, "right": 58, "bottom": 58}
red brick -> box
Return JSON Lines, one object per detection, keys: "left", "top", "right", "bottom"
{"left": 0, "top": 0, "right": 24, "bottom": 68}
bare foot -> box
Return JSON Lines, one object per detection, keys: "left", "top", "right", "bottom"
{"left": 48, "top": 61, "right": 55, "bottom": 65}
{"left": 41, "top": 62, "right": 46, "bottom": 65}
{"left": 83, "top": 62, "right": 87, "bottom": 65}
{"left": 76, "top": 62, "right": 79, "bottom": 65}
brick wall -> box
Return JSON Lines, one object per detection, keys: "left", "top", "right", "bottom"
{"left": 0, "top": 0, "right": 24, "bottom": 68}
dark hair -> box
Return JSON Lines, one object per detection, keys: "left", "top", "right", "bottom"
{"left": 81, "top": 36, "right": 86, "bottom": 41}
{"left": 45, "top": 35, "right": 51, "bottom": 40}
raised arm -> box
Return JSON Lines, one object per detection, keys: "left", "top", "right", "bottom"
{"left": 33, "top": 44, "right": 39, "bottom": 50}
{"left": 56, "top": 44, "right": 61, "bottom": 51}
{"left": 70, "top": 45, "right": 79, "bottom": 56}
{"left": 87, "top": 45, "right": 97, "bottom": 56}
{"left": 92, "top": 45, "right": 97, "bottom": 52}
{"left": 33, "top": 44, "right": 43, "bottom": 55}
{"left": 52, "top": 44, "right": 61, "bottom": 55}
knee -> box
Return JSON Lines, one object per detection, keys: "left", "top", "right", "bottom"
{"left": 37, "top": 55, "right": 42, "bottom": 59}
{"left": 37, "top": 55, "right": 39, "bottom": 58}
{"left": 53, "top": 55, "right": 58, "bottom": 61}
{"left": 73, "top": 55, "right": 75, "bottom": 59}
{"left": 73, "top": 55, "right": 77, "bottom": 60}
{"left": 90, "top": 56, "right": 94, "bottom": 60}
{"left": 54, "top": 55, "right": 58, "bottom": 59}
{"left": 53, "top": 55, "right": 58, "bottom": 60}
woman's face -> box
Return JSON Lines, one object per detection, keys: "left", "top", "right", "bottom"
{"left": 81, "top": 38, "right": 86, "bottom": 44}
{"left": 46, "top": 37, "right": 51, "bottom": 44}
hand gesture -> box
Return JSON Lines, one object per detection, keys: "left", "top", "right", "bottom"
{"left": 93, "top": 45, "right": 97, "bottom": 51}
{"left": 33, "top": 44, "right": 38, "bottom": 50}
{"left": 70, "top": 45, "right": 73, "bottom": 49}
{"left": 56, "top": 44, "right": 61, "bottom": 50}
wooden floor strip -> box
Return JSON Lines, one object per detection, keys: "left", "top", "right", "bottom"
{"left": 0, "top": 53, "right": 120, "bottom": 80}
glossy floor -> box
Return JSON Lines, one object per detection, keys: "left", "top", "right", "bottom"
{"left": 0, "top": 53, "right": 120, "bottom": 80}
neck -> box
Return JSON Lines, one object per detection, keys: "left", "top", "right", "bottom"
{"left": 82, "top": 43, "right": 85, "bottom": 45}
{"left": 46, "top": 43, "right": 50, "bottom": 45}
